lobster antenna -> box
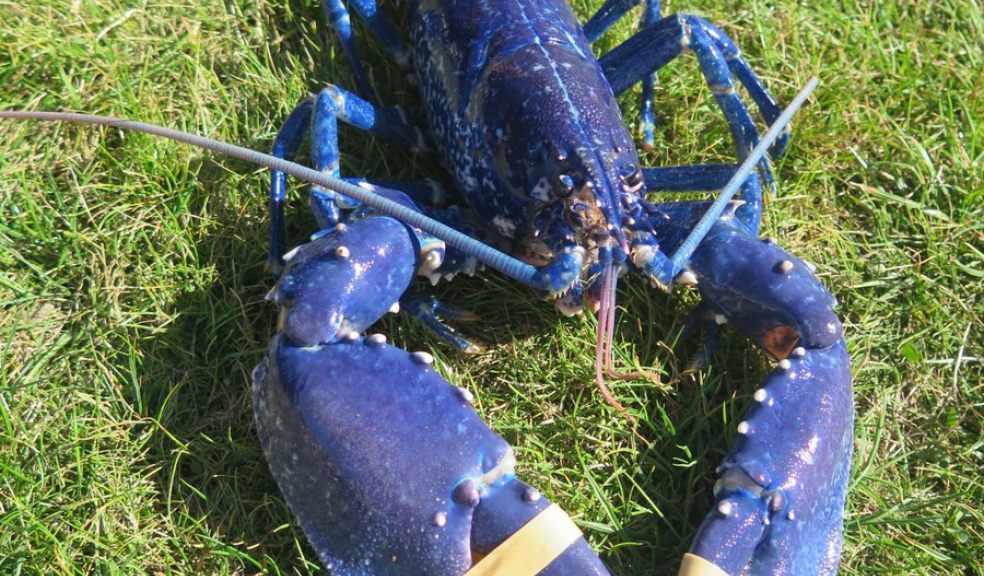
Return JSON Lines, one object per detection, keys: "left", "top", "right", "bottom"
{"left": 667, "top": 76, "right": 819, "bottom": 273}
{"left": 0, "top": 110, "right": 542, "bottom": 289}
{"left": 0, "top": 76, "right": 814, "bottom": 293}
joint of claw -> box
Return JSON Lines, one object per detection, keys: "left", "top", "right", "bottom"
{"left": 452, "top": 449, "right": 516, "bottom": 508}
{"left": 709, "top": 82, "right": 736, "bottom": 96}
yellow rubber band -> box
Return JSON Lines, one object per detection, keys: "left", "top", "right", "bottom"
{"left": 464, "top": 503, "right": 582, "bottom": 576}
{"left": 677, "top": 553, "right": 729, "bottom": 576}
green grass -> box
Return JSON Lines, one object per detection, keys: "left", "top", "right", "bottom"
{"left": 0, "top": 0, "right": 980, "bottom": 574}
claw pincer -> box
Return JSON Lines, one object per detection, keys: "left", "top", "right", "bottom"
{"left": 651, "top": 204, "right": 853, "bottom": 575}
{"left": 255, "top": 213, "right": 609, "bottom": 574}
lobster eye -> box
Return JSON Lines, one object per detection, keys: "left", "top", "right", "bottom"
{"left": 553, "top": 172, "right": 577, "bottom": 198}
{"left": 620, "top": 164, "right": 643, "bottom": 188}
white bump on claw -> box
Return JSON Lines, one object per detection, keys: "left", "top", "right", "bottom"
{"left": 770, "top": 493, "right": 785, "bottom": 512}
{"left": 282, "top": 245, "right": 301, "bottom": 262}
{"left": 792, "top": 346, "right": 806, "bottom": 358}
{"left": 366, "top": 334, "right": 387, "bottom": 346}
{"left": 343, "top": 331, "right": 360, "bottom": 342}
{"left": 524, "top": 487, "right": 541, "bottom": 502}
{"left": 753, "top": 388, "right": 768, "bottom": 402}
{"left": 787, "top": 510, "right": 796, "bottom": 521}
{"left": 717, "top": 500, "right": 733, "bottom": 517}
{"left": 714, "top": 313, "right": 728, "bottom": 325}
{"left": 457, "top": 387, "right": 475, "bottom": 404}
{"left": 432, "top": 512, "right": 446, "bottom": 527}
{"left": 778, "top": 260, "right": 794, "bottom": 274}
{"left": 411, "top": 351, "right": 434, "bottom": 366}
{"left": 778, "top": 359, "right": 792, "bottom": 370}
{"left": 676, "top": 269, "right": 698, "bottom": 286}
{"left": 389, "top": 302, "right": 401, "bottom": 314}
{"left": 335, "top": 245, "right": 350, "bottom": 259}
{"left": 736, "top": 421, "right": 750, "bottom": 435}
{"left": 423, "top": 250, "right": 443, "bottom": 273}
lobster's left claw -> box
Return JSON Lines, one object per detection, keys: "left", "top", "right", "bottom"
{"left": 649, "top": 202, "right": 853, "bottom": 576}
{"left": 686, "top": 340, "right": 853, "bottom": 576}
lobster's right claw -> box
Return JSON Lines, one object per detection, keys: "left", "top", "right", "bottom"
{"left": 253, "top": 335, "right": 610, "bottom": 575}
{"left": 270, "top": 216, "right": 418, "bottom": 347}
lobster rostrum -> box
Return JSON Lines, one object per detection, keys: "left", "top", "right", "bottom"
{"left": 0, "top": 0, "right": 854, "bottom": 574}
{"left": 251, "top": 0, "right": 854, "bottom": 574}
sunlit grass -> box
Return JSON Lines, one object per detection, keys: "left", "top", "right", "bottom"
{"left": 1, "top": 1, "right": 981, "bottom": 574}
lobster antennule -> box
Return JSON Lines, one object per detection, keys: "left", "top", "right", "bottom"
{"left": 594, "top": 263, "right": 635, "bottom": 421}
{"left": 593, "top": 261, "right": 655, "bottom": 424}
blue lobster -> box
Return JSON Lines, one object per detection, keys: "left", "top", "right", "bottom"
{"left": 245, "top": 1, "right": 855, "bottom": 575}
{"left": 0, "top": 0, "right": 850, "bottom": 574}
{"left": 248, "top": 0, "right": 854, "bottom": 574}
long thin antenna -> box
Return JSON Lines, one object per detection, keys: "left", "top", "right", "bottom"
{"left": 666, "top": 77, "right": 819, "bottom": 275}
{"left": 0, "top": 110, "right": 542, "bottom": 287}
{"left": 0, "top": 77, "right": 815, "bottom": 288}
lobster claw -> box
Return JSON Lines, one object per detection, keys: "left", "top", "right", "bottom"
{"left": 649, "top": 202, "right": 853, "bottom": 576}
{"left": 687, "top": 339, "right": 853, "bottom": 575}
{"left": 256, "top": 212, "right": 609, "bottom": 575}
{"left": 269, "top": 216, "right": 418, "bottom": 347}
{"left": 253, "top": 335, "right": 610, "bottom": 575}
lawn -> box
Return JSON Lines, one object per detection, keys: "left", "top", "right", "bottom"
{"left": 0, "top": 0, "right": 980, "bottom": 574}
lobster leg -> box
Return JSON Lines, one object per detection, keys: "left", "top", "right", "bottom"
{"left": 322, "top": 0, "right": 413, "bottom": 100}
{"left": 643, "top": 164, "right": 764, "bottom": 234}
{"left": 269, "top": 86, "right": 429, "bottom": 265}
{"left": 582, "top": 0, "right": 664, "bottom": 148}
{"left": 324, "top": 0, "right": 377, "bottom": 100}
{"left": 637, "top": 0, "right": 662, "bottom": 149}
{"left": 648, "top": 202, "right": 852, "bottom": 575}
{"left": 331, "top": 0, "right": 411, "bottom": 70}
{"left": 581, "top": 0, "right": 647, "bottom": 41}
{"left": 599, "top": 14, "right": 789, "bottom": 181}
{"left": 270, "top": 98, "right": 315, "bottom": 269}
{"left": 257, "top": 215, "right": 610, "bottom": 575}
